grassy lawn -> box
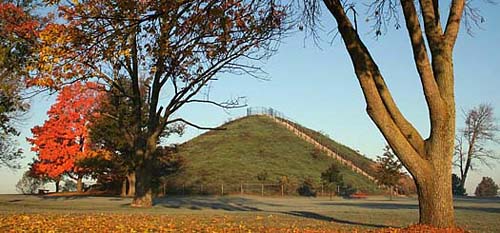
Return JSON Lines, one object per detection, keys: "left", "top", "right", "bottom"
{"left": 0, "top": 194, "right": 498, "bottom": 232}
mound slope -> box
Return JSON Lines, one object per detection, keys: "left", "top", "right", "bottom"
{"left": 167, "top": 115, "right": 380, "bottom": 194}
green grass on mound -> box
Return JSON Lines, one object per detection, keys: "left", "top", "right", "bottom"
{"left": 166, "top": 116, "right": 380, "bottom": 195}
{"left": 282, "top": 118, "right": 377, "bottom": 177}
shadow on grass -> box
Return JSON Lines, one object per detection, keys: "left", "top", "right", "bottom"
{"left": 7, "top": 199, "right": 23, "bottom": 203}
{"left": 321, "top": 202, "right": 419, "bottom": 210}
{"left": 150, "top": 196, "right": 264, "bottom": 211}
{"left": 454, "top": 206, "right": 500, "bottom": 214}
{"left": 39, "top": 193, "right": 119, "bottom": 200}
{"left": 321, "top": 201, "right": 500, "bottom": 214}
{"left": 283, "top": 211, "right": 393, "bottom": 228}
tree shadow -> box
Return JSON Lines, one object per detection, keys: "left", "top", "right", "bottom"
{"left": 320, "top": 201, "right": 419, "bottom": 210}
{"left": 321, "top": 201, "right": 500, "bottom": 214}
{"left": 40, "top": 195, "right": 93, "bottom": 200}
{"left": 283, "top": 211, "right": 393, "bottom": 228}
{"left": 39, "top": 193, "right": 118, "bottom": 200}
{"left": 454, "top": 206, "right": 500, "bottom": 214}
{"left": 152, "top": 196, "right": 264, "bottom": 211}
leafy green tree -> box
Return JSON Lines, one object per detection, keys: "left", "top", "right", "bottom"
{"left": 297, "top": 177, "right": 317, "bottom": 197}
{"left": 321, "top": 163, "right": 343, "bottom": 199}
{"left": 452, "top": 174, "right": 467, "bottom": 196}
{"left": 338, "top": 184, "right": 357, "bottom": 197}
{"left": 375, "top": 146, "right": 404, "bottom": 200}
{"left": 474, "top": 177, "right": 499, "bottom": 197}
{"left": 87, "top": 83, "right": 143, "bottom": 196}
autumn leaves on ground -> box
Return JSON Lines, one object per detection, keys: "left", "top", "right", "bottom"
{"left": 0, "top": 214, "right": 468, "bottom": 233}
{"left": 2, "top": 195, "right": 497, "bottom": 232}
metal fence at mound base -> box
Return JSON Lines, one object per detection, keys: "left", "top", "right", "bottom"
{"left": 245, "top": 107, "right": 379, "bottom": 184}
{"left": 159, "top": 181, "right": 347, "bottom": 197}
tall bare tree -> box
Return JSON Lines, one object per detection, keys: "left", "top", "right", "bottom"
{"left": 296, "top": 0, "right": 483, "bottom": 227}
{"left": 455, "top": 104, "right": 499, "bottom": 192}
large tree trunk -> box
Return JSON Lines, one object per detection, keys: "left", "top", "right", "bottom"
{"left": 417, "top": 177, "right": 455, "bottom": 226}
{"left": 322, "top": 0, "right": 462, "bottom": 228}
{"left": 127, "top": 171, "right": 136, "bottom": 197}
{"left": 131, "top": 137, "right": 156, "bottom": 207}
{"left": 416, "top": 158, "right": 455, "bottom": 226}
{"left": 131, "top": 157, "right": 153, "bottom": 207}
{"left": 76, "top": 175, "right": 83, "bottom": 193}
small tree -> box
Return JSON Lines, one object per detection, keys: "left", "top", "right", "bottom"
{"left": 297, "top": 177, "right": 317, "bottom": 197}
{"left": 452, "top": 174, "right": 467, "bottom": 196}
{"left": 338, "top": 184, "right": 357, "bottom": 198}
{"left": 455, "top": 104, "right": 499, "bottom": 192}
{"left": 375, "top": 146, "right": 404, "bottom": 200}
{"left": 16, "top": 170, "right": 47, "bottom": 194}
{"left": 474, "top": 177, "right": 499, "bottom": 198}
{"left": 321, "top": 163, "right": 344, "bottom": 199}
{"left": 278, "top": 175, "right": 291, "bottom": 196}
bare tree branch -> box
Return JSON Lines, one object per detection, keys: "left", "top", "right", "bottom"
{"left": 165, "top": 118, "right": 225, "bottom": 131}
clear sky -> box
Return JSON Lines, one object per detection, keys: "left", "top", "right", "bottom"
{"left": 1, "top": 2, "right": 499, "bottom": 195}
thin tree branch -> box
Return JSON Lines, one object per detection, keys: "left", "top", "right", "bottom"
{"left": 165, "top": 118, "right": 225, "bottom": 131}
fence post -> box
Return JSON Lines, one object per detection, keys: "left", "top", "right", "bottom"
{"left": 281, "top": 184, "right": 284, "bottom": 197}
{"left": 221, "top": 183, "right": 224, "bottom": 196}
{"left": 261, "top": 184, "right": 264, "bottom": 197}
{"left": 240, "top": 183, "right": 243, "bottom": 195}
{"left": 321, "top": 183, "right": 324, "bottom": 197}
{"left": 163, "top": 183, "right": 166, "bottom": 196}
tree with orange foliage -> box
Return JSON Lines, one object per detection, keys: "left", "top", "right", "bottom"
{"left": 32, "top": 0, "right": 286, "bottom": 207}
{"left": 28, "top": 82, "right": 105, "bottom": 193}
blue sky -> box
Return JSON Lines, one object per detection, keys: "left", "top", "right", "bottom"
{"left": 1, "top": 3, "right": 499, "bottom": 194}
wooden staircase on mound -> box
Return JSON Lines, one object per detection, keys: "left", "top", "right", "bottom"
{"left": 265, "top": 115, "right": 378, "bottom": 184}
